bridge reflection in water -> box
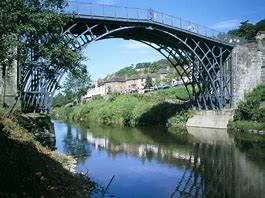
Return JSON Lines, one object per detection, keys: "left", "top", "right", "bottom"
{"left": 54, "top": 121, "right": 265, "bottom": 197}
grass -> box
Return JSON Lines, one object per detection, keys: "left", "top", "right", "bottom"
{"left": 155, "top": 86, "right": 190, "bottom": 100}
{"left": 52, "top": 86, "right": 191, "bottom": 127}
{"left": 0, "top": 115, "right": 96, "bottom": 198}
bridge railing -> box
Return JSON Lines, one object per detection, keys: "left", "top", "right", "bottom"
{"left": 66, "top": 1, "right": 237, "bottom": 44}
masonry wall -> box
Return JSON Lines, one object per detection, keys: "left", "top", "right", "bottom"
{"left": 231, "top": 41, "right": 264, "bottom": 108}
{"left": 0, "top": 60, "right": 18, "bottom": 110}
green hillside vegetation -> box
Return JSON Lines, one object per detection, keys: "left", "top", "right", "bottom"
{"left": 52, "top": 86, "right": 191, "bottom": 127}
{"left": 228, "top": 84, "right": 265, "bottom": 133}
{"left": 218, "top": 18, "right": 265, "bottom": 41}
{"left": 105, "top": 58, "right": 181, "bottom": 79}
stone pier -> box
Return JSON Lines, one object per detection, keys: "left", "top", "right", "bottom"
{"left": 187, "top": 110, "right": 234, "bottom": 129}
{"left": 231, "top": 32, "right": 265, "bottom": 108}
{"left": 16, "top": 113, "right": 56, "bottom": 149}
{"left": 187, "top": 31, "right": 265, "bottom": 129}
{"left": 0, "top": 59, "right": 18, "bottom": 111}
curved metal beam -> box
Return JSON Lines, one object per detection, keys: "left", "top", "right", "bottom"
{"left": 22, "top": 20, "right": 233, "bottom": 112}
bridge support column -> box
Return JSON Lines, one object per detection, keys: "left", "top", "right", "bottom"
{"left": 0, "top": 59, "right": 18, "bottom": 111}
{"left": 231, "top": 33, "right": 265, "bottom": 108}
{"left": 186, "top": 110, "right": 234, "bottom": 129}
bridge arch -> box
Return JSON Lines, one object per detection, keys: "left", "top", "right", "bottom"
{"left": 21, "top": 10, "right": 233, "bottom": 113}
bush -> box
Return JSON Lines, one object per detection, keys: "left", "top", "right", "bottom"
{"left": 234, "top": 84, "right": 265, "bottom": 121}
{"left": 253, "top": 107, "right": 265, "bottom": 123}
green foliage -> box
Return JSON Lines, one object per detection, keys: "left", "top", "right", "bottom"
{"left": 63, "top": 64, "right": 91, "bottom": 102}
{"left": 156, "top": 86, "right": 190, "bottom": 100}
{"left": 237, "top": 20, "right": 256, "bottom": 40}
{"left": 144, "top": 75, "right": 153, "bottom": 89}
{"left": 255, "top": 19, "right": 265, "bottom": 32}
{"left": 108, "top": 58, "right": 172, "bottom": 79}
{"left": 228, "top": 120, "right": 265, "bottom": 133}
{"left": 115, "top": 65, "right": 137, "bottom": 78}
{"left": 167, "top": 109, "right": 193, "bottom": 128}
{"left": 253, "top": 107, "right": 265, "bottom": 123}
{"left": 227, "top": 18, "right": 265, "bottom": 41}
{"left": 52, "top": 87, "right": 191, "bottom": 127}
{"left": 229, "top": 84, "right": 265, "bottom": 133}
{"left": 52, "top": 92, "right": 75, "bottom": 108}
{"left": 108, "top": 91, "right": 121, "bottom": 102}
{"left": 0, "top": 115, "right": 95, "bottom": 197}
{"left": 135, "top": 62, "right": 151, "bottom": 69}
{"left": 0, "top": 0, "right": 83, "bottom": 94}
{"left": 234, "top": 84, "right": 265, "bottom": 121}
{"left": 92, "top": 95, "right": 103, "bottom": 101}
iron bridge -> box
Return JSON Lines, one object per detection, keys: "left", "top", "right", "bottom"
{"left": 21, "top": 1, "right": 234, "bottom": 113}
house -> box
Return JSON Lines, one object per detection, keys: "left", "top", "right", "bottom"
{"left": 126, "top": 74, "right": 146, "bottom": 93}
{"left": 82, "top": 81, "right": 106, "bottom": 101}
{"left": 104, "top": 77, "right": 127, "bottom": 94}
{"left": 83, "top": 65, "right": 189, "bottom": 101}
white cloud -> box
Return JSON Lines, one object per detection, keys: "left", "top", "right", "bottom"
{"left": 122, "top": 42, "right": 149, "bottom": 49}
{"left": 94, "top": 0, "right": 115, "bottom": 5}
{"left": 211, "top": 19, "right": 240, "bottom": 30}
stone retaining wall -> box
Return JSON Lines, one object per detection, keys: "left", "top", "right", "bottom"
{"left": 231, "top": 32, "right": 265, "bottom": 108}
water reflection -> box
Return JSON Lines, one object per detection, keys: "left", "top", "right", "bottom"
{"left": 54, "top": 120, "right": 265, "bottom": 198}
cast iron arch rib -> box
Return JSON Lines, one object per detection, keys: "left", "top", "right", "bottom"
{"left": 21, "top": 16, "right": 233, "bottom": 112}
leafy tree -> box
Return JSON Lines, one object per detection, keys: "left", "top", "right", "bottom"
{"left": 144, "top": 75, "right": 153, "bottom": 89}
{"left": 255, "top": 19, "right": 265, "bottom": 32}
{"left": 115, "top": 64, "right": 137, "bottom": 78}
{"left": 63, "top": 64, "right": 91, "bottom": 103}
{"left": 154, "top": 76, "right": 161, "bottom": 89}
{"left": 228, "top": 20, "right": 256, "bottom": 40}
{"left": 52, "top": 92, "right": 75, "bottom": 108}
{"left": 0, "top": 0, "right": 84, "bottom": 111}
{"left": 135, "top": 62, "right": 151, "bottom": 69}
{"left": 238, "top": 20, "right": 256, "bottom": 40}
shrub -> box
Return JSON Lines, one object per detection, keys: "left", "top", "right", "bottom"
{"left": 234, "top": 84, "right": 265, "bottom": 121}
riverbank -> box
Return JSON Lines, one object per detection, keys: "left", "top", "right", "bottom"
{"left": 52, "top": 86, "right": 192, "bottom": 127}
{"left": 228, "top": 84, "right": 265, "bottom": 134}
{"left": 0, "top": 115, "right": 96, "bottom": 197}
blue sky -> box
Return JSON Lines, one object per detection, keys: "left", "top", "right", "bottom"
{"left": 69, "top": 0, "right": 265, "bottom": 79}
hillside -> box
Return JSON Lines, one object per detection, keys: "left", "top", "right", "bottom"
{"left": 104, "top": 58, "right": 181, "bottom": 80}
{"left": 0, "top": 115, "right": 96, "bottom": 197}
{"left": 52, "top": 86, "right": 191, "bottom": 127}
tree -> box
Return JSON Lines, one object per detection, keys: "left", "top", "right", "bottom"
{"left": 228, "top": 20, "right": 256, "bottom": 40}
{"left": 63, "top": 64, "right": 91, "bottom": 103}
{"left": 0, "top": 0, "right": 84, "bottom": 112}
{"left": 255, "top": 19, "right": 265, "bottom": 32}
{"left": 144, "top": 75, "right": 153, "bottom": 89}
{"left": 52, "top": 92, "right": 76, "bottom": 108}
{"left": 154, "top": 76, "right": 161, "bottom": 90}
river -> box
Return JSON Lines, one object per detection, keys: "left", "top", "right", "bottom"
{"left": 53, "top": 120, "right": 265, "bottom": 198}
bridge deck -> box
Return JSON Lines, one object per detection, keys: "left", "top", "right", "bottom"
{"left": 66, "top": 1, "right": 235, "bottom": 48}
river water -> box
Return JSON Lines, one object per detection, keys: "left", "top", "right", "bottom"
{"left": 53, "top": 120, "right": 265, "bottom": 198}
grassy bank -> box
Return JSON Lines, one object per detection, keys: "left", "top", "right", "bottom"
{"left": 0, "top": 115, "right": 96, "bottom": 197}
{"left": 228, "top": 84, "right": 265, "bottom": 133}
{"left": 52, "top": 86, "right": 191, "bottom": 127}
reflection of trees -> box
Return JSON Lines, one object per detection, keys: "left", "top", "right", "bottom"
{"left": 60, "top": 122, "right": 264, "bottom": 197}
{"left": 171, "top": 143, "right": 265, "bottom": 198}
{"left": 63, "top": 123, "right": 92, "bottom": 163}
{"left": 82, "top": 123, "right": 194, "bottom": 168}
{"left": 233, "top": 132, "right": 265, "bottom": 168}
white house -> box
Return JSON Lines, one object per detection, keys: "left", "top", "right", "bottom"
{"left": 83, "top": 81, "right": 106, "bottom": 101}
